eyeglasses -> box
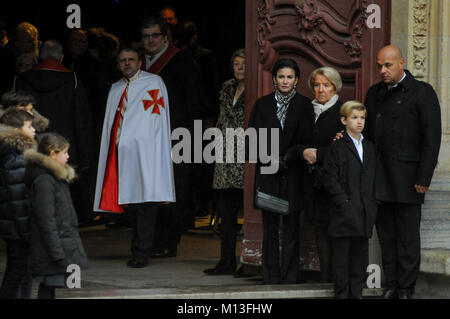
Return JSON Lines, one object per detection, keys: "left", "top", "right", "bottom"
{"left": 142, "top": 33, "right": 163, "bottom": 40}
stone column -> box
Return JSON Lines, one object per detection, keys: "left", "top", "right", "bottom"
{"left": 391, "top": 0, "right": 450, "bottom": 250}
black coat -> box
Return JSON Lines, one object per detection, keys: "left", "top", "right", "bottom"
{"left": 364, "top": 70, "right": 442, "bottom": 204}
{"left": 248, "top": 92, "right": 311, "bottom": 212}
{"left": 301, "top": 99, "right": 345, "bottom": 224}
{"left": 24, "top": 150, "right": 88, "bottom": 276}
{"left": 0, "top": 125, "right": 36, "bottom": 241}
{"left": 322, "top": 132, "right": 378, "bottom": 238}
{"left": 144, "top": 49, "right": 205, "bottom": 130}
{"left": 13, "top": 59, "right": 94, "bottom": 170}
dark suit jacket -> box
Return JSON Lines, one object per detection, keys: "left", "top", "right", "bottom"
{"left": 364, "top": 69, "right": 441, "bottom": 204}
{"left": 322, "top": 132, "right": 378, "bottom": 238}
{"left": 301, "top": 99, "right": 344, "bottom": 224}
{"left": 248, "top": 91, "right": 311, "bottom": 212}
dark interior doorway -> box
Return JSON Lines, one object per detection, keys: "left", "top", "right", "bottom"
{"left": 2, "top": 0, "right": 245, "bottom": 85}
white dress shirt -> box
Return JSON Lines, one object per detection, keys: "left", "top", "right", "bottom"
{"left": 349, "top": 133, "right": 364, "bottom": 163}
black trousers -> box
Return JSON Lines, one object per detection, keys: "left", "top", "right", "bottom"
{"left": 153, "top": 163, "right": 191, "bottom": 252}
{"left": 126, "top": 203, "right": 158, "bottom": 261}
{"left": 217, "top": 188, "right": 243, "bottom": 266}
{"left": 331, "top": 236, "right": 368, "bottom": 299}
{"left": 261, "top": 209, "right": 300, "bottom": 284}
{"left": 0, "top": 239, "right": 32, "bottom": 299}
{"left": 376, "top": 202, "right": 421, "bottom": 294}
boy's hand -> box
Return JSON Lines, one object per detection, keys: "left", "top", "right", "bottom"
{"left": 414, "top": 184, "right": 429, "bottom": 194}
{"left": 303, "top": 148, "right": 317, "bottom": 164}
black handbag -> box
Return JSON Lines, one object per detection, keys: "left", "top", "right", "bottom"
{"left": 254, "top": 187, "right": 290, "bottom": 215}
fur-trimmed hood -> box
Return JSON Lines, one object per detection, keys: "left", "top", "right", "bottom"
{"left": 0, "top": 107, "right": 50, "bottom": 132}
{"left": 24, "top": 149, "right": 77, "bottom": 183}
{"left": 0, "top": 124, "right": 37, "bottom": 153}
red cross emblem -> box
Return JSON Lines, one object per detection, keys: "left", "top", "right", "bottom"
{"left": 142, "top": 89, "right": 165, "bottom": 114}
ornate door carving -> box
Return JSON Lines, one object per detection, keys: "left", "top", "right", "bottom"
{"left": 243, "top": 0, "right": 391, "bottom": 270}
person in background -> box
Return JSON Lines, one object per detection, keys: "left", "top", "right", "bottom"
{"left": 0, "top": 21, "right": 40, "bottom": 96}
{"left": 158, "top": 6, "right": 178, "bottom": 45}
{"left": 140, "top": 17, "right": 205, "bottom": 258}
{"left": 15, "top": 52, "right": 38, "bottom": 74}
{"left": 204, "top": 49, "right": 245, "bottom": 276}
{"left": 13, "top": 39, "right": 95, "bottom": 226}
{"left": 177, "top": 20, "right": 220, "bottom": 220}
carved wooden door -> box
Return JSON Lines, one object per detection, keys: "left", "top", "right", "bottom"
{"left": 243, "top": 0, "right": 391, "bottom": 270}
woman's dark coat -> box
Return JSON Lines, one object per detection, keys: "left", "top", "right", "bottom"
{"left": 24, "top": 150, "right": 88, "bottom": 276}
{"left": 322, "top": 132, "right": 378, "bottom": 238}
{"left": 0, "top": 125, "right": 36, "bottom": 240}
{"left": 248, "top": 92, "right": 311, "bottom": 212}
{"left": 301, "top": 100, "right": 344, "bottom": 225}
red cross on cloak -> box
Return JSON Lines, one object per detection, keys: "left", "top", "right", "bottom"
{"left": 142, "top": 89, "right": 165, "bottom": 114}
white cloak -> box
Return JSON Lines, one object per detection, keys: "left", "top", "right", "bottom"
{"left": 94, "top": 71, "right": 175, "bottom": 212}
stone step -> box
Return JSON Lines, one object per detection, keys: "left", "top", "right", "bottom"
{"left": 424, "top": 192, "right": 450, "bottom": 203}
{"left": 57, "top": 284, "right": 383, "bottom": 299}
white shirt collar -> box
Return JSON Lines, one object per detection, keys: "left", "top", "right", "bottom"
{"left": 123, "top": 69, "right": 142, "bottom": 84}
{"left": 388, "top": 71, "right": 406, "bottom": 90}
{"left": 348, "top": 133, "right": 364, "bottom": 162}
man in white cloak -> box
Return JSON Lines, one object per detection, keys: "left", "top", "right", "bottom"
{"left": 94, "top": 47, "right": 175, "bottom": 268}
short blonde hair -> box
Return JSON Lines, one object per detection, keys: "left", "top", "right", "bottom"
{"left": 308, "top": 66, "right": 342, "bottom": 93}
{"left": 340, "top": 100, "right": 366, "bottom": 118}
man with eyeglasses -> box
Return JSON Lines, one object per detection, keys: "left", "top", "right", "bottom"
{"left": 140, "top": 16, "right": 205, "bottom": 258}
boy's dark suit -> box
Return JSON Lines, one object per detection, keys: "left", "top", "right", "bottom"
{"left": 322, "top": 132, "right": 378, "bottom": 298}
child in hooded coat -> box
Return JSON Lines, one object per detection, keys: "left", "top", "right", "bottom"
{"left": 24, "top": 132, "right": 88, "bottom": 299}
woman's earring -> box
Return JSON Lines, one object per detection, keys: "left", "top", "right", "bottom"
{"left": 294, "top": 85, "right": 297, "bottom": 89}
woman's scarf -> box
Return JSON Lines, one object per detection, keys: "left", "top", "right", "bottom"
{"left": 275, "top": 89, "right": 296, "bottom": 129}
{"left": 312, "top": 94, "right": 339, "bottom": 123}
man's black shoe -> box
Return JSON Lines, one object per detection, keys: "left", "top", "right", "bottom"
{"left": 127, "top": 259, "right": 149, "bottom": 268}
{"left": 382, "top": 289, "right": 398, "bottom": 299}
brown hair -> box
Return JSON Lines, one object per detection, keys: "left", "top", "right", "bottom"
{"left": 0, "top": 108, "right": 33, "bottom": 128}
{"left": 37, "top": 132, "right": 69, "bottom": 156}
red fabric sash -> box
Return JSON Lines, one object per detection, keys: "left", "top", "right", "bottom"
{"left": 33, "top": 59, "right": 71, "bottom": 72}
{"left": 99, "top": 85, "right": 128, "bottom": 213}
{"left": 140, "top": 44, "right": 180, "bottom": 74}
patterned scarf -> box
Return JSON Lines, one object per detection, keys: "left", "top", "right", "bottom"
{"left": 275, "top": 89, "right": 296, "bottom": 129}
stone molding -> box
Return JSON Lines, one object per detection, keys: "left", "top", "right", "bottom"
{"left": 409, "top": 0, "right": 430, "bottom": 79}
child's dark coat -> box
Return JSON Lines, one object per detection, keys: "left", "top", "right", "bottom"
{"left": 322, "top": 132, "right": 378, "bottom": 238}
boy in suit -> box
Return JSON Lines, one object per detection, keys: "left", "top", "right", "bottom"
{"left": 322, "top": 101, "right": 378, "bottom": 298}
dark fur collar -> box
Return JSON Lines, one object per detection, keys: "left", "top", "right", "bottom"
{"left": 0, "top": 124, "right": 37, "bottom": 152}
{"left": 24, "top": 149, "right": 76, "bottom": 183}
